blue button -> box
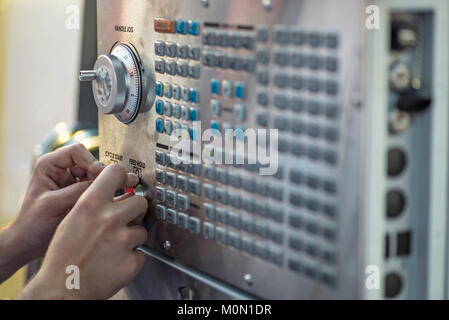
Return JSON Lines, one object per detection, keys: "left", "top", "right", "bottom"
{"left": 211, "top": 78, "right": 220, "bottom": 95}
{"left": 156, "top": 118, "right": 164, "bottom": 133}
{"left": 155, "top": 82, "right": 163, "bottom": 96}
{"left": 176, "top": 19, "right": 187, "bottom": 34}
{"left": 235, "top": 126, "right": 244, "bottom": 140}
{"left": 235, "top": 82, "right": 245, "bottom": 99}
{"left": 188, "top": 20, "right": 200, "bottom": 36}
{"left": 189, "top": 108, "right": 199, "bottom": 121}
{"left": 189, "top": 88, "right": 199, "bottom": 103}
{"left": 155, "top": 100, "right": 164, "bottom": 115}
{"left": 189, "top": 127, "right": 198, "bottom": 141}
{"left": 211, "top": 121, "right": 220, "bottom": 135}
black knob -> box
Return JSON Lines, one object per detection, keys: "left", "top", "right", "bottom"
{"left": 396, "top": 90, "right": 432, "bottom": 113}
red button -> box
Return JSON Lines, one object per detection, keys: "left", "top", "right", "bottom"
{"left": 154, "top": 18, "right": 175, "bottom": 33}
{"left": 125, "top": 187, "right": 135, "bottom": 195}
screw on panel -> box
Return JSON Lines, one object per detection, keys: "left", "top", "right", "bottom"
{"left": 163, "top": 240, "right": 171, "bottom": 250}
{"left": 244, "top": 274, "right": 253, "bottom": 286}
{"left": 201, "top": 0, "right": 209, "bottom": 8}
{"left": 389, "top": 109, "right": 410, "bottom": 134}
{"left": 262, "top": 0, "right": 272, "bottom": 11}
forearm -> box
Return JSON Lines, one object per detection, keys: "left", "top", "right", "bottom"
{"left": 0, "top": 223, "right": 33, "bottom": 283}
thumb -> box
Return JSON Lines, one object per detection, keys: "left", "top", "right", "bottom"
{"left": 49, "top": 180, "right": 93, "bottom": 212}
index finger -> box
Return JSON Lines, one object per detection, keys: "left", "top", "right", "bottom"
{"left": 44, "top": 143, "right": 104, "bottom": 177}
{"left": 86, "top": 164, "right": 139, "bottom": 201}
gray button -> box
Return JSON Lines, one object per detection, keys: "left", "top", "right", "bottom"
{"left": 156, "top": 169, "right": 166, "bottom": 183}
{"left": 170, "top": 103, "right": 180, "bottom": 119}
{"left": 164, "top": 119, "right": 173, "bottom": 135}
{"left": 229, "top": 193, "right": 242, "bottom": 208}
{"left": 216, "top": 167, "right": 228, "bottom": 184}
{"left": 228, "top": 172, "right": 241, "bottom": 188}
{"left": 255, "top": 242, "right": 270, "bottom": 260}
{"left": 307, "top": 100, "right": 321, "bottom": 115}
{"left": 305, "top": 242, "right": 319, "bottom": 257}
{"left": 274, "top": 73, "right": 289, "bottom": 88}
{"left": 307, "top": 145, "right": 321, "bottom": 160}
{"left": 291, "top": 75, "right": 305, "bottom": 90}
{"left": 229, "top": 32, "right": 242, "bottom": 48}
{"left": 204, "top": 183, "right": 215, "bottom": 200}
{"left": 228, "top": 231, "right": 241, "bottom": 249}
{"left": 229, "top": 54, "right": 243, "bottom": 70}
{"left": 189, "top": 163, "right": 201, "bottom": 176}
{"left": 176, "top": 43, "right": 188, "bottom": 59}
{"left": 307, "top": 55, "right": 323, "bottom": 70}
{"left": 326, "top": 33, "right": 339, "bottom": 48}
{"left": 288, "top": 257, "right": 302, "bottom": 273}
{"left": 289, "top": 213, "right": 303, "bottom": 229}
{"left": 273, "top": 25, "right": 289, "bottom": 44}
{"left": 256, "top": 113, "right": 268, "bottom": 127}
{"left": 228, "top": 212, "right": 242, "bottom": 229}
{"left": 176, "top": 62, "right": 189, "bottom": 77}
{"left": 203, "top": 30, "right": 216, "bottom": 46}
{"left": 306, "top": 175, "right": 321, "bottom": 189}
{"left": 257, "top": 25, "right": 269, "bottom": 42}
{"left": 216, "top": 207, "right": 228, "bottom": 225}
{"left": 291, "top": 119, "right": 305, "bottom": 135}
{"left": 154, "top": 59, "right": 165, "bottom": 74}
{"left": 216, "top": 227, "right": 228, "bottom": 245}
{"left": 274, "top": 94, "right": 288, "bottom": 110}
{"left": 289, "top": 192, "right": 303, "bottom": 207}
{"left": 290, "top": 96, "right": 305, "bottom": 112}
{"left": 308, "top": 32, "right": 323, "bottom": 47}
{"left": 255, "top": 180, "right": 269, "bottom": 196}
{"left": 203, "top": 222, "right": 215, "bottom": 239}
{"left": 166, "top": 60, "right": 176, "bottom": 75}
{"left": 243, "top": 56, "right": 256, "bottom": 72}
{"left": 204, "top": 165, "right": 215, "bottom": 181}
{"left": 322, "top": 247, "right": 337, "bottom": 265}
{"left": 323, "top": 179, "right": 337, "bottom": 194}
{"left": 325, "top": 127, "right": 339, "bottom": 142}
{"left": 216, "top": 188, "right": 228, "bottom": 205}
{"left": 320, "top": 269, "right": 337, "bottom": 287}
{"left": 255, "top": 221, "right": 269, "bottom": 238}
{"left": 291, "top": 52, "right": 306, "bottom": 68}
{"left": 243, "top": 198, "right": 255, "bottom": 213}
{"left": 155, "top": 204, "right": 167, "bottom": 220}
{"left": 290, "top": 141, "right": 305, "bottom": 157}
{"left": 255, "top": 202, "right": 269, "bottom": 217}
{"left": 274, "top": 50, "right": 289, "bottom": 66}
{"left": 270, "top": 206, "right": 284, "bottom": 223}
{"left": 234, "top": 104, "right": 246, "bottom": 121}
{"left": 270, "top": 185, "right": 283, "bottom": 201}
{"left": 177, "top": 212, "right": 188, "bottom": 229}
{"left": 325, "top": 149, "right": 338, "bottom": 165}
{"left": 242, "top": 177, "right": 255, "bottom": 192}
{"left": 155, "top": 150, "right": 167, "bottom": 166}
{"left": 166, "top": 208, "right": 177, "bottom": 224}
{"left": 163, "top": 83, "right": 172, "bottom": 98}
{"left": 155, "top": 186, "right": 166, "bottom": 202}
{"left": 242, "top": 237, "right": 255, "bottom": 254}
{"left": 216, "top": 31, "right": 229, "bottom": 47}
{"left": 306, "top": 220, "right": 319, "bottom": 235}
{"left": 216, "top": 52, "right": 229, "bottom": 69}
{"left": 257, "top": 69, "right": 269, "bottom": 86}
{"left": 270, "top": 227, "right": 283, "bottom": 244}
{"left": 326, "top": 56, "right": 338, "bottom": 72}
{"left": 323, "top": 203, "right": 337, "bottom": 218}
{"left": 289, "top": 236, "right": 302, "bottom": 251}
{"left": 166, "top": 190, "right": 177, "bottom": 206}
{"left": 166, "top": 41, "right": 177, "bottom": 57}
{"left": 273, "top": 116, "right": 290, "bottom": 131}
{"left": 241, "top": 33, "right": 255, "bottom": 49}
{"left": 180, "top": 105, "right": 189, "bottom": 120}
{"left": 308, "top": 78, "right": 321, "bottom": 93}
{"left": 291, "top": 29, "right": 306, "bottom": 45}
{"left": 189, "top": 64, "right": 201, "bottom": 79}
{"left": 203, "top": 203, "right": 215, "bottom": 220}
{"left": 166, "top": 172, "right": 176, "bottom": 188}
{"left": 177, "top": 194, "right": 190, "bottom": 210}
{"left": 323, "top": 226, "right": 337, "bottom": 241}
{"left": 173, "top": 85, "right": 181, "bottom": 100}
{"left": 257, "top": 91, "right": 268, "bottom": 106}
{"left": 325, "top": 80, "right": 338, "bottom": 95}
{"left": 210, "top": 99, "right": 221, "bottom": 116}
{"left": 306, "top": 198, "right": 320, "bottom": 212}
{"left": 154, "top": 40, "right": 165, "bottom": 56}
{"left": 256, "top": 48, "right": 269, "bottom": 64}
{"left": 189, "top": 45, "right": 201, "bottom": 60}
{"left": 270, "top": 247, "right": 284, "bottom": 266}
{"left": 307, "top": 123, "right": 321, "bottom": 138}
{"left": 202, "top": 50, "right": 217, "bottom": 67}
{"left": 188, "top": 217, "right": 201, "bottom": 234}
{"left": 242, "top": 216, "right": 255, "bottom": 234}
{"left": 188, "top": 179, "right": 201, "bottom": 196}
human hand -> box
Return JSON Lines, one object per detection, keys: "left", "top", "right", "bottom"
{"left": 17, "top": 164, "right": 148, "bottom": 299}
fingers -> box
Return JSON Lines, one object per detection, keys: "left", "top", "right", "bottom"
{"left": 87, "top": 164, "right": 139, "bottom": 202}
{"left": 125, "top": 225, "right": 148, "bottom": 249}
{"left": 115, "top": 195, "right": 148, "bottom": 225}
{"left": 45, "top": 180, "right": 92, "bottom": 213}
{"left": 42, "top": 143, "right": 104, "bottom": 178}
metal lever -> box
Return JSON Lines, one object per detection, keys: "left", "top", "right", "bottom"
{"left": 79, "top": 70, "right": 97, "bottom": 82}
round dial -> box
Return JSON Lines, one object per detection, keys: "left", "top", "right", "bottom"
{"left": 79, "top": 43, "right": 142, "bottom": 124}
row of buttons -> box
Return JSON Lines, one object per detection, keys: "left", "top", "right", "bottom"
{"left": 155, "top": 187, "right": 190, "bottom": 211}
{"left": 257, "top": 71, "right": 339, "bottom": 95}
{"left": 203, "top": 203, "right": 283, "bottom": 245}
{"left": 155, "top": 100, "right": 199, "bottom": 121}
{"left": 203, "top": 30, "right": 255, "bottom": 50}
{"left": 289, "top": 214, "right": 337, "bottom": 242}
{"left": 155, "top": 82, "right": 199, "bottom": 103}
{"left": 288, "top": 255, "right": 337, "bottom": 287}
{"left": 155, "top": 204, "right": 201, "bottom": 232}
{"left": 210, "top": 79, "right": 245, "bottom": 99}
{"left": 271, "top": 118, "right": 339, "bottom": 143}
{"left": 154, "top": 18, "right": 200, "bottom": 36}
{"left": 262, "top": 25, "right": 339, "bottom": 49}
{"left": 202, "top": 51, "right": 256, "bottom": 72}
{"left": 155, "top": 172, "right": 201, "bottom": 197}
{"left": 154, "top": 41, "right": 201, "bottom": 60}
{"left": 271, "top": 51, "right": 338, "bottom": 72}
{"left": 155, "top": 118, "right": 198, "bottom": 140}
{"left": 154, "top": 58, "right": 201, "bottom": 79}
{"left": 155, "top": 151, "right": 201, "bottom": 177}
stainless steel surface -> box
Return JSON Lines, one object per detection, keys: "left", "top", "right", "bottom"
{"left": 96, "top": 0, "right": 365, "bottom": 299}
{"left": 79, "top": 70, "right": 97, "bottom": 82}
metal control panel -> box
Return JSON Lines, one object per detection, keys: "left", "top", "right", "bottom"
{"left": 89, "top": 0, "right": 449, "bottom": 299}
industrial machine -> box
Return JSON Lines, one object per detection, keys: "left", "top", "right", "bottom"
{"left": 79, "top": 0, "right": 449, "bottom": 299}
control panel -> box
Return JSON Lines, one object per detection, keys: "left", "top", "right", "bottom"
{"left": 82, "top": 0, "right": 449, "bottom": 299}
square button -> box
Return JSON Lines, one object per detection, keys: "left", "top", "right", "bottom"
{"left": 228, "top": 212, "right": 242, "bottom": 229}
{"left": 177, "top": 175, "right": 188, "bottom": 192}
{"left": 228, "top": 231, "right": 241, "bottom": 249}
{"left": 222, "top": 80, "right": 232, "bottom": 97}
{"left": 177, "top": 194, "right": 190, "bottom": 210}
{"left": 154, "top": 40, "right": 165, "bottom": 56}
{"left": 177, "top": 212, "right": 188, "bottom": 229}
{"left": 155, "top": 150, "right": 167, "bottom": 166}
{"left": 175, "top": 19, "right": 187, "bottom": 34}
{"left": 242, "top": 216, "right": 255, "bottom": 234}
{"left": 155, "top": 204, "right": 166, "bottom": 220}
{"left": 188, "top": 217, "right": 201, "bottom": 234}
{"left": 216, "top": 227, "right": 228, "bottom": 245}
{"left": 216, "top": 168, "right": 228, "bottom": 184}
{"left": 255, "top": 242, "right": 270, "bottom": 260}
{"left": 155, "top": 186, "right": 166, "bottom": 202}
{"left": 211, "top": 78, "right": 220, "bottom": 95}
{"left": 188, "top": 179, "right": 201, "bottom": 196}
{"left": 204, "top": 165, "right": 215, "bottom": 181}
{"left": 173, "top": 85, "right": 181, "bottom": 100}
{"left": 188, "top": 20, "right": 200, "bottom": 36}
{"left": 203, "top": 203, "right": 215, "bottom": 220}
{"left": 154, "top": 59, "right": 165, "bottom": 74}
{"left": 204, "top": 183, "right": 215, "bottom": 200}
{"left": 203, "top": 222, "right": 215, "bottom": 239}
{"left": 235, "top": 82, "right": 245, "bottom": 99}
{"left": 166, "top": 190, "right": 177, "bottom": 206}
{"left": 189, "top": 89, "right": 199, "bottom": 103}
{"left": 216, "top": 208, "right": 228, "bottom": 225}
{"left": 167, "top": 172, "right": 177, "bottom": 188}
{"left": 155, "top": 82, "right": 163, "bottom": 96}
{"left": 166, "top": 208, "right": 177, "bottom": 224}
{"left": 242, "top": 237, "right": 255, "bottom": 255}
{"left": 216, "top": 188, "right": 228, "bottom": 205}
{"left": 189, "top": 107, "right": 199, "bottom": 121}
{"left": 155, "top": 169, "right": 166, "bottom": 183}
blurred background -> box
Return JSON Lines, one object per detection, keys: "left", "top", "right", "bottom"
{"left": 0, "top": 0, "right": 94, "bottom": 298}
